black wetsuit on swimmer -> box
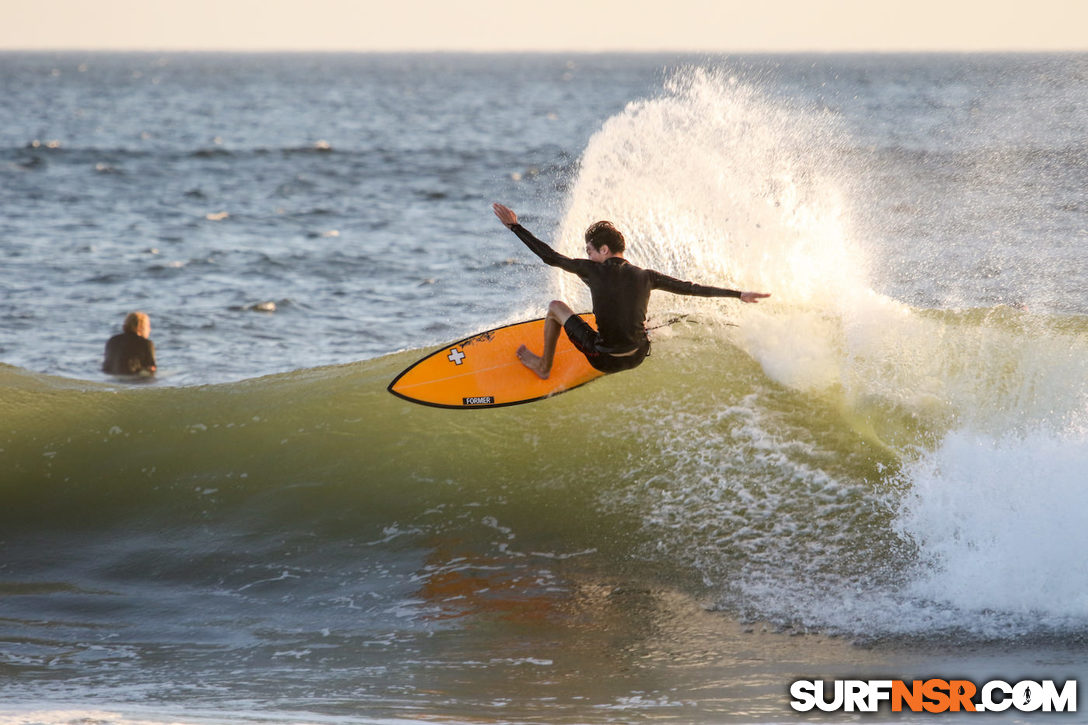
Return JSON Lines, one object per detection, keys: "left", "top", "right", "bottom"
{"left": 507, "top": 223, "right": 744, "bottom": 374}
{"left": 103, "top": 331, "right": 156, "bottom": 376}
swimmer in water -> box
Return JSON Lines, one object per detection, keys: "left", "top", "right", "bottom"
{"left": 102, "top": 311, "right": 157, "bottom": 376}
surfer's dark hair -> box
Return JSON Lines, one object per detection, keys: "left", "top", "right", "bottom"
{"left": 585, "top": 221, "right": 625, "bottom": 253}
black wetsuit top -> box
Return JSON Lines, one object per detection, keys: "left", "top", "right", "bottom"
{"left": 509, "top": 223, "right": 743, "bottom": 353}
{"left": 103, "top": 331, "right": 156, "bottom": 375}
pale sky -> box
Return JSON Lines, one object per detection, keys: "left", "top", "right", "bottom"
{"left": 3, "top": 0, "right": 1086, "bottom": 52}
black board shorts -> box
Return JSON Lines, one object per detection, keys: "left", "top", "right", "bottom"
{"left": 563, "top": 315, "right": 649, "bottom": 374}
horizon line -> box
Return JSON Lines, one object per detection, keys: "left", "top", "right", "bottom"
{"left": 3, "top": 46, "right": 1087, "bottom": 55}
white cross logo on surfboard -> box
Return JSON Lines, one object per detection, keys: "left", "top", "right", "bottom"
{"left": 447, "top": 347, "right": 466, "bottom": 365}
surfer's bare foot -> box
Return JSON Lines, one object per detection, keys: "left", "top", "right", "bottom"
{"left": 516, "top": 345, "right": 550, "bottom": 379}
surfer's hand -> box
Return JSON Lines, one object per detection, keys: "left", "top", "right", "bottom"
{"left": 492, "top": 203, "right": 518, "bottom": 228}
{"left": 740, "top": 291, "right": 770, "bottom": 303}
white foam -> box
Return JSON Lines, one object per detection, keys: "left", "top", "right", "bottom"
{"left": 895, "top": 419, "right": 1088, "bottom": 620}
{"left": 557, "top": 67, "right": 866, "bottom": 313}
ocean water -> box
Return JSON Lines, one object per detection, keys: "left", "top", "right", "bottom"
{"left": 1, "top": 52, "right": 1087, "bottom": 724}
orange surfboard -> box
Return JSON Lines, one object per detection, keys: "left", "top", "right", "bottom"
{"left": 388, "top": 314, "right": 605, "bottom": 409}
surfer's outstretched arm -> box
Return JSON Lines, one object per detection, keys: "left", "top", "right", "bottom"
{"left": 650, "top": 269, "right": 770, "bottom": 304}
{"left": 493, "top": 203, "right": 588, "bottom": 275}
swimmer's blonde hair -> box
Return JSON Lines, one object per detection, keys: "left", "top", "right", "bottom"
{"left": 123, "top": 311, "right": 149, "bottom": 334}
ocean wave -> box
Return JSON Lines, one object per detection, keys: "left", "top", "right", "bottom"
{"left": 3, "top": 297, "right": 1086, "bottom": 641}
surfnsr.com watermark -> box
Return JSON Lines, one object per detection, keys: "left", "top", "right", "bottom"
{"left": 790, "top": 679, "right": 1077, "bottom": 713}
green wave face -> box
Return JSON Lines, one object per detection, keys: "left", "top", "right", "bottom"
{"left": 4, "top": 302, "right": 1085, "bottom": 640}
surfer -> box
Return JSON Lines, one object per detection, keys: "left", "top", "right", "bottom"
{"left": 493, "top": 203, "right": 769, "bottom": 379}
{"left": 102, "top": 311, "right": 157, "bottom": 376}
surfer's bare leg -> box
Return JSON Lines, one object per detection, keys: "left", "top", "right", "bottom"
{"left": 518, "top": 300, "right": 573, "bottom": 379}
